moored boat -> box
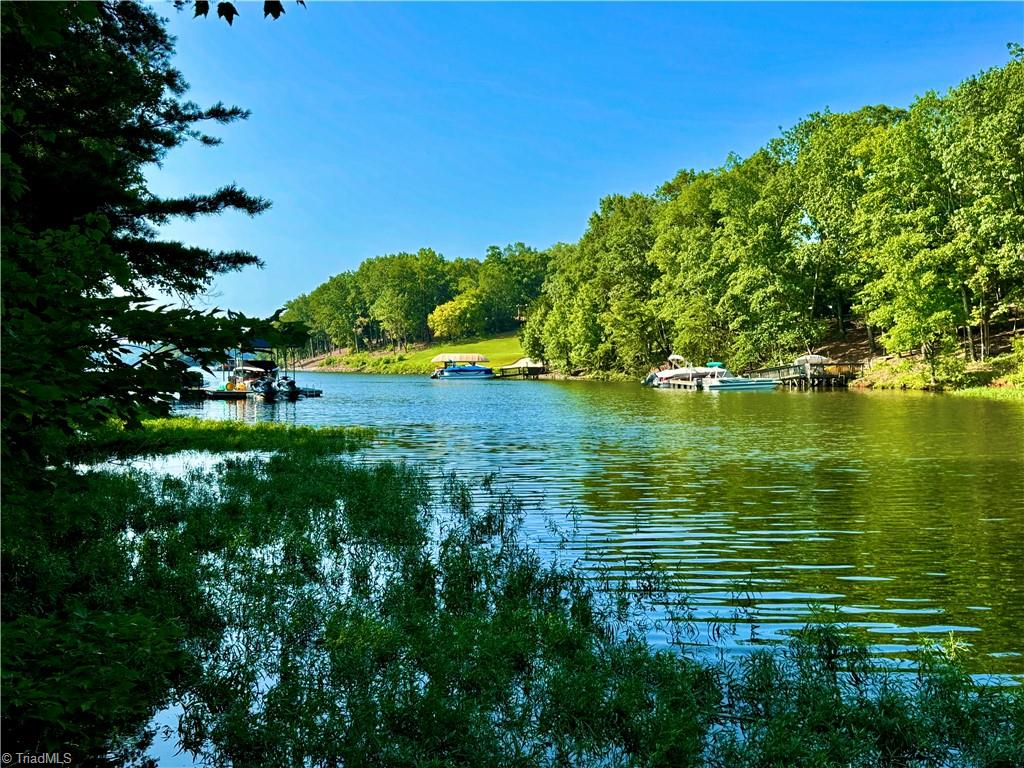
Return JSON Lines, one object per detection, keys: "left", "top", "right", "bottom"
{"left": 701, "top": 362, "right": 779, "bottom": 391}
{"left": 226, "top": 361, "right": 279, "bottom": 395}
{"left": 643, "top": 355, "right": 722, "bottom": 387}
{"left": 430, "top": 353, "right": 494, "bottom": 379}
{"left": 202, "top": 344, "right": 316, "bottom": 403}
{"left": 278, "top": 375, "right": 301, "bottom": 401}
{"left": 249, "top": 377, "right": 279, "bottom": 402}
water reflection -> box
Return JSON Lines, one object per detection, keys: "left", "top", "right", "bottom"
{"left": 179, "top": 374, "right": 1024, "bottom": 674}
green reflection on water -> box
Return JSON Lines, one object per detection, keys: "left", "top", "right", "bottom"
{"left": 189, "top": 377, "right": 1024, "bottom": 673}
{"left": 537, "top": 384, "right": 1024, "bottom": 672}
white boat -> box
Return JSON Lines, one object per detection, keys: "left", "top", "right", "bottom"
{"left": 643, "top": 355, "right": 720, "bottom": 387}
{"left": 701, "top": 363, "right": 779, "bottom": 391}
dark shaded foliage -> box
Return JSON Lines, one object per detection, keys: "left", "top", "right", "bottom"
{"left": 0, "top": 1, "right": 285, "bottom": 468}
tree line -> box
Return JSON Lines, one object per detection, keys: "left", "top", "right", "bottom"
{"left": 526, "top": 48, "right": 1022, "bottom": 379}
{"left": 292, "top": 48, "right": 1022, "bottom": 379}
{"left": 283, "top": 243, "right": 548, "bottom": 353}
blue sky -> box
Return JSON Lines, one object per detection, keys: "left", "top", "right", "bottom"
{"left": 148, "top": 1, "right": 1023, "bottom": 317}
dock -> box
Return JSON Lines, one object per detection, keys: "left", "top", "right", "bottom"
{"left": 495, "top": 357, "right": 546, "bottom": 379}
{"left": 660, "top": 378, "right": 701, "bottom": 391}
{"left": 190, "top": 387, "right": 323, "bottom": 401}
{"left": 745, "top": 362, "right": 863, "bottom": 388}
{"left": 202, "top": 389, "right": 247, "bottom": 401}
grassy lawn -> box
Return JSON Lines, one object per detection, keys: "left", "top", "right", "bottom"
{"left": 320, "top": 333, "right": 526, "bottom": 375}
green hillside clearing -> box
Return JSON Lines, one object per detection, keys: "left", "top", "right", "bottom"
{"left": 316, "top": 334, "right": 525, "bottom": 375}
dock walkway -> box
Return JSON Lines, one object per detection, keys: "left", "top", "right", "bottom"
{"left": 495, "top": 357, "right": 546, "bottom": 379}
{"left": 745, "top": 362, "right": 864, "bottom": 388}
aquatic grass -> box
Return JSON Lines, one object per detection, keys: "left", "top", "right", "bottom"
{"left": 709, "top": 621, "right": 1024, "bottom": 767}
{"left": 4, "top": 441, "right": 1022, "bottom": 765}
{"left": 161, "top": 455, "right": 723, "bottom": 767}
{"left": 71, "top": 416, "right": 373, "bottom": 461}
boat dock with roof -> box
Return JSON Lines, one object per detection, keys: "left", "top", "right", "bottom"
{"left": 496, "top": 357, "right": 546, "bottom": 379}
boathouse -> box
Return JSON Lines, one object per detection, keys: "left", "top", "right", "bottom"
{"left": 497, "top": 357, "right": 546, "bottom": 379}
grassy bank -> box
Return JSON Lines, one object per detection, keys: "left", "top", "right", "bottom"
{"left": 854, "top": 338, "right": 1024, "bottom": 398}
{"left": 947, "top": 386, "right": 1024, "bottom": 401}
{"left": 4, "top": 418, "right": 1022, "bottom": 765}
{"left": 316, "top": 333, "right": 525, "bottom": 375}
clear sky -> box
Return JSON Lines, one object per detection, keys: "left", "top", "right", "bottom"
{"left": 147, "top": 1, "right": 1023, "bottom": 317}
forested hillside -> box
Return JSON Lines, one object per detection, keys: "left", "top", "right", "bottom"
{"left": 289, "top": 49, "right": 1022, "bottom": 378}
{"left": 283, "top": 244, "right": 547, "bottom": 354}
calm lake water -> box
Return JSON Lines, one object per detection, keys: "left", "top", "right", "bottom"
{"left": 181, "top": 373, "right": 1024, "bottom": 676}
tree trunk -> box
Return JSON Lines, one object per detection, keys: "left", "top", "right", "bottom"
{"left": 980, "top": 293, "right": 988, "bottom": 361}
{"left": 866, "top": 322, "right": 876, "bottom": 355}
{"left": 961, "top": 285, "right": 975, "bottom": 362}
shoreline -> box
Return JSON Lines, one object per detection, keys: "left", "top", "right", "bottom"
{"left": 296, "top": 361, "right": 632, "bottom": 382}
{"left": 298, "top": 363, "right": 1022, "bottom": 397}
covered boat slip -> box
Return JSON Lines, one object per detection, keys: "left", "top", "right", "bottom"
{"left": 430, "top": 353, "right": 547, "bottom": 380}
{"left": 648, "top": 352, "right": 866, "bottom": 391}
{"left": 496, "top": 357, "right": 546, "bottom": 379}
{"left": 204, "top": 350, "right": 323, "bottom": 401}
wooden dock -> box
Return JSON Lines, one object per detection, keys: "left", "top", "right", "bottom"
{"left": 202, "top": 389, "right": 247, "bottom": 401}
{"left": 187, "top": 387, "right": 323, "bottom": 401}
{"left": 495, "top": 358, "right": 546, "bottom": 379}
{"left": 661, "top": 378, "right": 701, "bottom": 391}
{"left": 745, "top": 362, "right": 864, "bottom": 388}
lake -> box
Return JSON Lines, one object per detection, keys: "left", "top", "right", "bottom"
{"left": 180, "top": 373, "right": 1024, "bottom": 676}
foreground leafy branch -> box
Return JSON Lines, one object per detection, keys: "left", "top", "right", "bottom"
{"left": 178, "top": 1, "right": 307, "bottom": 26}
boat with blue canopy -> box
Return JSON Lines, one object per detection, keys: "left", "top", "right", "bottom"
{"left": 430, "top": 353, "right": 494, "bottom": 379}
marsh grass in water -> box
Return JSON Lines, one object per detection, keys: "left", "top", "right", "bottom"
{"left": 71, "top": 417, "right": 374, "bottom": 461}
{"left": 3, "top": 422, "right": 1022, "bottom": 766}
